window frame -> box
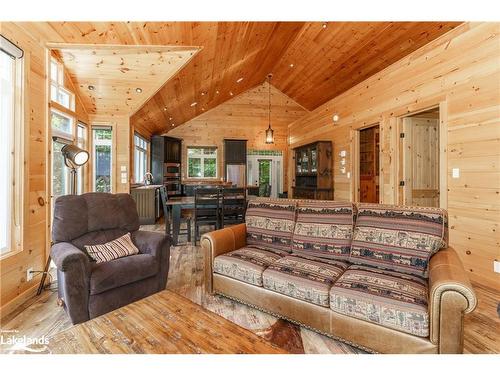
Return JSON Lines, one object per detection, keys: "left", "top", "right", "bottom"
{"left": 134, "top": 132, "right": 149, "bottom": 183}
{"left": 50, "top": 58, "right": 75, "bottom": 111}
{"left": 92, "top": 125, "right": 113, "bottom": 193}
{"left": 0, "top": 46, "right": 24, "bottom": 258}
{"left": 186, "top": 146, "right": 218, "bottom": 179}
{"left": 76, "top": 122, "right": 89, "bottom": 194}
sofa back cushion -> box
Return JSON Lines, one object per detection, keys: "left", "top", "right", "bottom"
{"left": 350, "top": 203, "right": 448, "bottom": 277}
{"left": 245, "top": 199, "right": 297, "bottom": 254}
{"left": 292, "top": 201, "right": 356, "bottom": 261}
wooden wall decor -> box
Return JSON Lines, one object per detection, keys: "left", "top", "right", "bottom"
{"left": 288, "top": 22, "right": 500, "bottom": 287}
{"left": 51, "top": 45, "right": 198, "bottom": 116}
{"left": 18, "top": 22, "right": 459, "bottom": 135}
{"left": 165, "top": 82, "right": 308, "bottom": 190}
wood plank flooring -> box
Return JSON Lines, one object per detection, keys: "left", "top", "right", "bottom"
{"left": 1, "top": 229, "right": 499, "bottom": 354}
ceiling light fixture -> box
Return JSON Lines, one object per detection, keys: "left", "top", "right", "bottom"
{"left": 163, "top": 107, "right": 167, "bottom": 111}
{"left": 229, "top": 91, "right": 233, "bottom": 96}
{"left": 332, "top": 114, "right": 340, "bottom": 123}
{"left": 322, "top": 23, "right": 327, "bottom": 29}
{"left": 265, "top": 73, "right": 274, "bottom": 144}
{"left": 88, "top": 85, "right": 95, "bottom": 91}
{"left": 191, "top": 102, "right": 197, "bottom": 107}
{"left": 169, "top": 117, "right": 173, "bottom": 120}
{"left": 236, "top": 77, "right": 244, "bottom": 83}
{"left": 289, "top": 63, "right": 294, "bottom": 68}
{"left": 216, "top": 90, "right": 220, "bottom": 94}
{"left": 135, "top": 87, "right": 143, "bottom": 93}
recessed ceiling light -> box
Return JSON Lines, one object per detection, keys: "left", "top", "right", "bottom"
{"left": 171, "top": 124, "right": 175, "bottom": 127}
{"left": 169, "top": 117, "right": 173, "bottom": 120}
{"left": 201, "top": 92, "right": 206, "bottom": 96}
{"left": 88, "top": 85, "right": 95, "bottom": 91}
{"left": 332, "top": 114, "right": 340, "bottom": 123}
{"left": 289, "top": 63, "right": 294, "bottom": 68}
{"left": 236, "top": 77, "right": 244, "bottom": 83}
{"left": 229, "top": 91, "right": 233, "bottom": 96}
{"left": 191, "top": 102, "right": 197, "bottom": 107}
{"left": 135, "top": 87, "right": 143, "bottom": 93}
{"left": 322, "top": 23, "right": 327, "bottom": 29}
{"left": 201, "top": 107, "right": 205, "bottom": 111}
{"left": 216, "top": 90, "right": 220, "bottom": 94}
{"left": 163, "top": 107, "right": 167, "bottom": 111}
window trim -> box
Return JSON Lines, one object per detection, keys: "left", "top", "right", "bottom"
{"left": 76, "top": 122, "right": 89, "bottom": 194}
{"left": 186, "top": 146, "right": 218, "bottom": 179}
{"left": 0, "top": 45, "right": 24, "bottom": 259}
{"left": 50, "top": 57, "right": 75, "bottom": 111}
{"left": 134, "top": 132, "right": 149, "bottom": 183}
{"left": 92, "top": 125, "right": 113, "bottom": 193}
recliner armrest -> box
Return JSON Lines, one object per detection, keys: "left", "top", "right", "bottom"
{"left": 51, "top": 241, "right": 91, "bottom": 273}
{"left": 132, "top": 230, "right": 170, "bottom": 259}
{"left": 201, "top": 223, "right": 246, "bottom": 294}
{"left": 50, "top": 242, "right": 91, "bottom": 324}
{"left": 428, "top": 246, "right": 477, "bottom": 352}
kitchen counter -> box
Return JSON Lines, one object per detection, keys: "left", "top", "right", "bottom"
{"left": 130, "top": 184, "right": 163, "bottom": 190}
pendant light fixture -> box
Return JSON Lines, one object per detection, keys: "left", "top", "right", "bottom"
{"left": 265, "top": 73, "right": 274, "bottom": 144}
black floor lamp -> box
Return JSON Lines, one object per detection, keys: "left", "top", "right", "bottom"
{"left": 37, "top": 144, "right": 89, "bottom": 295}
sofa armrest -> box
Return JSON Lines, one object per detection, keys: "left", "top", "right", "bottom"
{"left": 200, "top": 223, "right": 247, "bottom": 294}
{"left": 132, "top": 230, "right": 170, "bottom": 259}
{"left": 428, "top": 246, "right": 477, "bottom": 353}
{"left": 50, "top": 242, "right": 91, "bottom": 324}
{"left": 132, "top": 230, "right": 171, "bottom": 291}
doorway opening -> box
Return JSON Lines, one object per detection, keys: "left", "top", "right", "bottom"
{"left": 358, "top": 124, "right": 380, "bottom": 203}
{"left": 399, "top": 107, "right": 441, "bottom": 207}
{"left": 247, "top": 151, "right": 283, "bottom": 198}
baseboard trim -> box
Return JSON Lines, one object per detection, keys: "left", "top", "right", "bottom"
{"left": 0, "top": 283, "right": 39, "bottom": 321}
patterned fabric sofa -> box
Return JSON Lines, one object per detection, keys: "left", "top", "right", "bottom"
{"left": 201, "top": 198, "right": 477, "bottom": 354}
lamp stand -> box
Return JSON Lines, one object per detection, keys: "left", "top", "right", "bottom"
{"left": 37, "top": 166, "right": 78, "bottom": 295}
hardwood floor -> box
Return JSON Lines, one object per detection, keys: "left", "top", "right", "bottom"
{"left": 1, "top": 231, "right": 499, "bottom": 354}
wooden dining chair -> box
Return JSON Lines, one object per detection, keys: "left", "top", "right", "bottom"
{"left": 193, "top": 187, "right": 221, "bottom": 244}
{"left": 159, "top": 186, "right": 192, "bottom": 243}
{"left": 221, "top": 187, "right": 246, "bottom": 228}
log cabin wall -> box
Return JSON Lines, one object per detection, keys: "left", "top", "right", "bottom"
{"left": 166, "top": 82, "right": 308, "bottom": 190}
{"left": 0, "top": 23, "right": 48, "bottom": 316}
{"left": 288, "top": 22, "right": 500, "bottom": 287}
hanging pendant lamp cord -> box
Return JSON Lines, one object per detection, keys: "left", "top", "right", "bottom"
{"left": 268, "top": 75, "right": 271, "bottom": 127}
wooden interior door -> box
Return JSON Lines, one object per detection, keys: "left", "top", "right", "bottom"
{"left": 402, "top": 117, "right": 440, "bottom": 207}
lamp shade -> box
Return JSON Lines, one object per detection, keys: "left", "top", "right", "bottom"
{"left": 61, "top": 144, "right": 89, "bottom": 168}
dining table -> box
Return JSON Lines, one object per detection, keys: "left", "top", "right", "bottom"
{"left": 164, "top": 195, "right": 256, "bottom": 245}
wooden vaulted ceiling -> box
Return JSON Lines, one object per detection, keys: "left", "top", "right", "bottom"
{"left": 52, "top": 45, "right": 199, "bottom": 116}
{"left": 23, "top": 21, "right": 461, "bottom": 134}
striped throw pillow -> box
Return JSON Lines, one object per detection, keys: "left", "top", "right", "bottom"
{"left": 85, "top": 233, "right": 139, "bottom": 263}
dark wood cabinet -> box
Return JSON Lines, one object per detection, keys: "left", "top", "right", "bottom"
{"left": 292, "top": 141, "right": 333, "bottom": 200}
{"left": 224, "top": 139, "right": 247, "bottom": 164}
{"left": 164, "top": 136, "right": 182, "bottom": 163}
{"left": 151, "top": 136, "right": 182, "bottom": 185}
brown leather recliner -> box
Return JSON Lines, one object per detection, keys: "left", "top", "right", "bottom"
{"left": 201, "top": 199, "right": 476, "bottom": 354}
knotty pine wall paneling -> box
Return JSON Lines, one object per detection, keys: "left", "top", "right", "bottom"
{"left": 288, "top": 22, "right": 500, "bottom": 287}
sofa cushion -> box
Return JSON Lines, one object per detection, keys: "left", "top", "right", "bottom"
{"left": 90, "top": 253, "right": 158, "bottom": 295}
{"left": 292, "top": 201, "right": 356, "bottom": 261}
{"left": 245, "top": 199, "right": 297, "bottom": 254}
{"left": 213, "top": 247, "right": 283, "bottom": 286}
{"left": 350, "top": 203, "right": 448, "bottom": 277}
{"left": 263, "top": 255, "right": 348, "bottom": 307}
{"left": 330, "top": 264, "right": 429, "bottom": 337}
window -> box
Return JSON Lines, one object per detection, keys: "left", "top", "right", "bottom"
{"left": 1, "top": 40, "right": 23, "bottom": 256}
{"left": 76, "top": 123, "right": 88, "bottom": 194}
{"left": 92, "top": 126, "right": 113, "bottom": 192}
{"left": 134, "top": 133, "right": 149, "bottom": 183}
{"left": 187, "top": 147, "right": 217, "bottom": 178}
{"left": 51, "top": 109, "right": 73, "bottom": 138}
{"left": 50, "top": 58, "right": 74, "bottom": 111}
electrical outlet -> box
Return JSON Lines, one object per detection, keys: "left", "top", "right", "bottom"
{"left": 494, "top": 260, "right": 500, "bottom": 274}
{"left": 26, "top": 267, "right": 34, "bottom": 282}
